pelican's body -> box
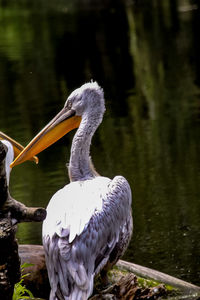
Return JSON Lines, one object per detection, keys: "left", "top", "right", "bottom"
{"left": 43, "top": 175, "right": 132, "bottom": 299}
{"left": 11, "top": 82, "right": 133, "bottom": 300}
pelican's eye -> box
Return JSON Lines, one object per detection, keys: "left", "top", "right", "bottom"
{"left": 67, "top": 99, "right": 72, "bottom": 109}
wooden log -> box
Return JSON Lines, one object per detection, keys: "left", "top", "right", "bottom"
{"left": 19, "top": 245, "right": 50, "bottom": 299}
{"left": 2, "top": 197, "right": 47, "bottom": 223}
{"left": 117, "top": 260, "right": 200, "bottom": 294}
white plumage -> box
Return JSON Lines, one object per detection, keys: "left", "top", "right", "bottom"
{"left": 43, "top": 177, "right": 111, "bottom": 243}
{"left": 1, "top": 140, "right": 14, "bottom": 185}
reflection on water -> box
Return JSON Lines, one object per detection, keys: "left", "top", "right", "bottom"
{"left": 0, "top": 0, "right": 200, "bottom": 286}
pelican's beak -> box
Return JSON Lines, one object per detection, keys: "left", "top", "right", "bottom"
{"left": 10, "top": 107, "right": 81, "bottom": 168}
{"left": 0, "top": 131, "right": 38, "bottom": 164}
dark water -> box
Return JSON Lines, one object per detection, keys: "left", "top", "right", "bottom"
{"left": 0, "top": 0, "right": 200, "bottom": 286}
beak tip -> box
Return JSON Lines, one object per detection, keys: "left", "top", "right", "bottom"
{"left": 10, "top": 156, "right": 39, "bottom": 168}
{"left": 35, "top": 157, "right": 39, "bottom": 164}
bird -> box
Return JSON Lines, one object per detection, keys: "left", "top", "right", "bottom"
{"left": 11, "top": 82, "right": 133, "bottom": 300}
{"left": 0, "top": 131, "right": 38, "bottom": 185}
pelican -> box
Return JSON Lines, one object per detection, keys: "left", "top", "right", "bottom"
{"left": 11, "top": 82, "right": 133, "bottom": 300}
{"left": 0, "top": 131, "right": 38, "bottom": 185}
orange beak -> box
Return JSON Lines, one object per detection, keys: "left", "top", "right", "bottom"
{"left": 10, "top": 107, "right": 81, "bottom": 168}
{"left": 0, "top": 131, "right": 38, "bottom": 164}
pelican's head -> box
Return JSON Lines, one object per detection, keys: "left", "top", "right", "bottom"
{"left": 0, "top": 132, "right": 38, "bottom": 184}
{"left": 11, "top": 82, "right": 105, "bottom": 168}
{"left": 66, "top": 81, "right": 105, "bottom": 118}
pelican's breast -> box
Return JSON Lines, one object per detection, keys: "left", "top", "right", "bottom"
{"left": 43, "top": 176, "right": 111, "bottom": 243}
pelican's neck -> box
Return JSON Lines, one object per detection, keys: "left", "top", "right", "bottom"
{"left": 68, "top": 114, "right": 101, "bottom": 182}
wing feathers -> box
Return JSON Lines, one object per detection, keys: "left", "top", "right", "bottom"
{"left": 43, "top": 175, "right": 132, "bottom": 299}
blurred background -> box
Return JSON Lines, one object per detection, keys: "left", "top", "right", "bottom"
{"left": 0, "top": 0, "right": 199, "bottom": 286}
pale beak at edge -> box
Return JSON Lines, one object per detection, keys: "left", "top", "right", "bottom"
{"left": 0, "top": 131, "right": 39, "bottom": 164}
{"left": 10, "top": 108, "right": 81, "bottom": 168}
